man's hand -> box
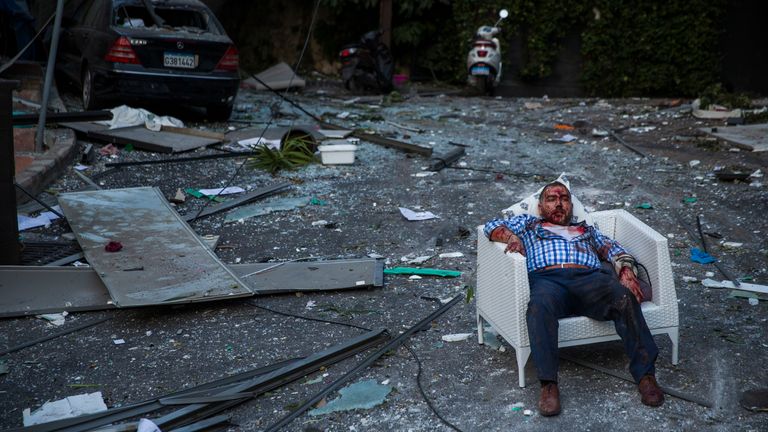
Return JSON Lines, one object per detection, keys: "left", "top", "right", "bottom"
{"left": 490, "top": 227, "right": 526, "bottom": 256}
{"left": 504, "top": 233, "right": 526, "bottom": 255}
{"left": 619, "top": 266, "right": 643, "bottom": 303}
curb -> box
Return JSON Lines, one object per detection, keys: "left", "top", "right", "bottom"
{"left": 15, "top": 128, "right": 78, "bottom": 204}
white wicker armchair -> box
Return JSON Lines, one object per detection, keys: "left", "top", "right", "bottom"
{"left": 476, "top": 209, "right": 679, "bottom": 387}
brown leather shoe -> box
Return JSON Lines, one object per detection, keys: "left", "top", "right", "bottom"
{"left": 538, "top": 382, "right": 561, "bottom": 416}
{"left": 638, "top": 375, "right": 665, "bottom": 407}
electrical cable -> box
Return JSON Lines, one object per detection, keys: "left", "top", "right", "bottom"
{"left": 404, "top": 343, "right": 465, "bottom": 432}
{"left": 249, "top": 299, "right": 466, "bottom": 430}
{"left": 247, "top": 301, "right": 373, "bottom": 332}
{"left": 187, "top": 0, "right": 321, "bottom": 227}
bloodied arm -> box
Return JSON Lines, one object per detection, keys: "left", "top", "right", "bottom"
{"left": 483, "top": 214, "right": 534, "bottom": 256}
{"left": 591, "top": 226, "right": 643, "bottom": 302}
{"left": 489, "top": 226, "right": 526, "bottom": 255}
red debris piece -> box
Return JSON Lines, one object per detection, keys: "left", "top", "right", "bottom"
{"left": 105, "top": 241, "right": 123, "bottom": 252}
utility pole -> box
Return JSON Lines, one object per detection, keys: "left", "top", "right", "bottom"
{"left": 0, "top": 79, "right": 21, "bottom": 265}
{"left": 379, "top": 0, "right": 392, "bottom": 48}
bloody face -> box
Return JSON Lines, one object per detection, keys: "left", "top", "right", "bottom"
{"left": 538, "top": 184, "right": 573, "bottom": 226}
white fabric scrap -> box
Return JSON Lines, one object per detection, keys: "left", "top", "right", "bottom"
{"left": 23, "top": 392, "right": 108, "bottom": 426}
{"left": 98, "top": 105, "right": 183, "bottom": 130}
{"left": 399, "top": 207, "right": 439, "bottom": 221}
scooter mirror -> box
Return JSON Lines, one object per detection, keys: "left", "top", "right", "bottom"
{"left": 499, "top": 9, "right": 509, "bottom": 19}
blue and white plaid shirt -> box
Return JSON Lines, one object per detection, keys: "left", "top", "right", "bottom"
{"left": 484, "top": 214, "right": 628, "bottom": 273}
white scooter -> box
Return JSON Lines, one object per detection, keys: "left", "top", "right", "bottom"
{"left": 467, "top": 9, "right": 508, "bottom": 95}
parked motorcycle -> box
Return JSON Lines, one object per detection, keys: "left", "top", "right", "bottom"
{"left": 339, "top": 30, "right": 394, "bottom": 94}
{"left": 467, "top": 9, "right": 509, "bottom": 95}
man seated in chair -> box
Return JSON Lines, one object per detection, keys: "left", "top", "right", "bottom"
{"left": 483, "top": 181, "right": 664, "bottom": 416}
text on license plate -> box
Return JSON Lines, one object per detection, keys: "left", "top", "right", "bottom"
{"left": 163, "top": 52, "right": 198, "bottom": 69}
{"left": 471, "top": 66, "right": 490, "bottom": 76}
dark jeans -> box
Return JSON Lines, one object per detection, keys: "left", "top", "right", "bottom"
{"left": 526, "top": 267, "right": 658, "bottom": 383}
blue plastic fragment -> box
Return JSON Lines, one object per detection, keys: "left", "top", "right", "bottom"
{"left": 309, "top": 379, "right": 393, "bottom": 416}
{"left": 690, "top": 248, "right": 716, "bottom": 264}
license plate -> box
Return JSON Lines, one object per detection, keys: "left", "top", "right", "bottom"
{"left": 163, "top": 52, "right": 197, "bottom": 69}
{"left": 471, "top": 65, "right": 490, "bottom": 76}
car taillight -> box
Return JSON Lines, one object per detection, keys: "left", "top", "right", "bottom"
{"left": 105, "top": 36, "right": 140, "bottom": 64}
{"left": 339, "top": 48, "right": 357, "bottom": 58}
{"left": 477, "top": 50, "right": 488, "bottom": 57}
{"left": 215, "top": 45, "right": 239, "bottom": 71}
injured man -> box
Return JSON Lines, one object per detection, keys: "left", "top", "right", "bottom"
{"left": 483, "top": 180, "right": 664, "bottom": 416}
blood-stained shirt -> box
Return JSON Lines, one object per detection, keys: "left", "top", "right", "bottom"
{"left": 483, "top": 214, "right": 628, "bottom": 273}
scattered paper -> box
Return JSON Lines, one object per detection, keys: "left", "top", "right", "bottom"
{"left": 23, "top": 392, "right": 108, "bottom": 426}
{"left": 399, "top": 207, "right": 439, "bottom": 221}
{"left": 37, "top": 312, "right": 68, "bottom": 326}
{"left": 441, "top": 333, "right": 473, "bottom": 342}
{"left": 17, "top": 207, "right": 62, "bottom": 231}
{"left": 438, "top": 252, "right": 464, "bottom": 258}
{"left": 237, "top": 136, "right": 282, "bottom": 150}
{"left": 401, "top": 255, "right": 432, "bottom": 265}
{"left": 198, "top": 187, "right": 245, "bottom": 196}
{"left": 558, "top": 134, "right": 578, "bottom": 143}
{"left": 137, "top": 418, "right": 162, "bottom": 432}
{"left": 702, "top": 279, "right": 768, "bottom": 295}
{"left": 74, "top": 164, "right": 90, "bottom": 171}
{"left": 113, "top": 339, "right": 125, "bottom": 345}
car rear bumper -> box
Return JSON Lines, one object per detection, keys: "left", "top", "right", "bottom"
{"left": 94, "top": 68, "right": 239, "bottom": 107}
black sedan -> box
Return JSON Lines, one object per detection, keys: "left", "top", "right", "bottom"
{"left": 55, "top": 0, "right": 240, "bottom": 120}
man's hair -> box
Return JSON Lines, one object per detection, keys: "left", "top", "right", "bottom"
{"left": 538, "top": 181, "right": 571, "bottom": 202}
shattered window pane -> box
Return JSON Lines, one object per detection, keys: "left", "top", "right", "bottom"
{"left": 112, "top": 3, "right": 220, "bottom": 34}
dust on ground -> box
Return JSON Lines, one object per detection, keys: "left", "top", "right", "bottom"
{"left": 2, "top": 82, "right": 767, "bottom": 431}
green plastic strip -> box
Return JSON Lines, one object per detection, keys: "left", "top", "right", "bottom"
{"left": 383, "top": 267, "right": 461, "bottom": 277}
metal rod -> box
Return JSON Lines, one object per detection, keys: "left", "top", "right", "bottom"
{"left": 608, "top": 130, "right": 646, "bottom": 157}
{"left": 264, "top": 294, "right": 463, "bottom": 432}
{"left": 679, "top": 215, "right": 740, "bottom": 287}
{"left": 35, "top": 0, "right": 65, "bottom": 152}
{"left": 167, "top": 414, "right": 230, "bottom": 432}
{"left": 0, "top": 79, "right": 20, "bottom": 265}
{"left": 0, "top": 316, "right": 112, "bottom": 356}
{"left": 105, "top": 151, "right": 258, "bottom": 168}
{"left": 696, "top": 215, "right": 708, "bottom": 253}
{"left": 153, "top": 329, "right": 389, "bottom": 430}
{"left": 14, "top": 182, "right": 65, "bottom": 219}
{"left": 249, "top": 74, "right": 322, "bottom": 122}
{"left": 16, "top": 358, "right": 302, "bottom": 432}
{"left": 560, "top": 354, "right": 713, "bottom": 408}
{"left": 14, "top": 110, "right": 113, "bottom": 126}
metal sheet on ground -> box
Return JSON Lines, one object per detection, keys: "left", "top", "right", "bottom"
{"left": 700, "top": 124, "right": 768, "bottom": 152}
{"left": 0, "top": 266, "right": 114, "bottom": 317}
{"left": 87, "top": 125, "right": 221, "bottom": 153}
{"left": 0, "top": 259, "right": 383, "bottom": 317}
{"left": 237, "top": 259, "right": 384, "bottom": 294}
{"left": 57, "top": 187, "right": 252, "bottom": 307}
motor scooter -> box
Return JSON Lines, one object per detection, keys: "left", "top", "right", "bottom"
{"left": 467, "top": 9, "right": 508, "bottom": 95}
{"left": 339, "top": 30, "right": 394, "bottom": 94}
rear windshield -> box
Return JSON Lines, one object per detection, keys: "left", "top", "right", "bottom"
{"left": 113, "top": 4, "right": 222, "bottom": 34}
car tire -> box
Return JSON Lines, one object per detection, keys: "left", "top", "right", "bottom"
{"left": 81, "top": 67, "right": 99, "bottom": 110}
{"left": 207, "top": 103, "right": 234, "bottom": 121}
